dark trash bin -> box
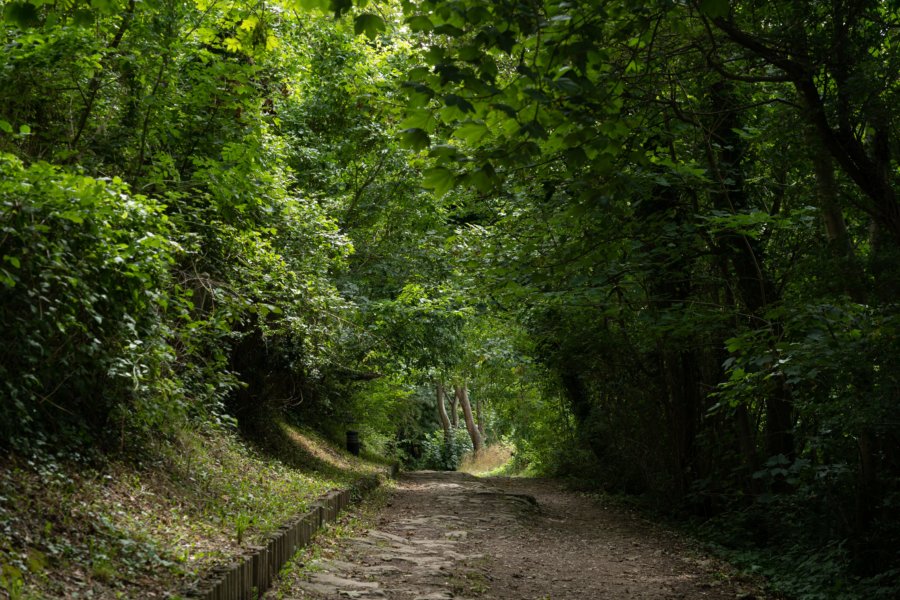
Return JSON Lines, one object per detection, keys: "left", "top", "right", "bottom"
{"left": 346, "top": 430, "right": 360, "bottom": 456}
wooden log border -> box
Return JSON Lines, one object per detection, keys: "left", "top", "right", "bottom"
{"left": 183, "top": 471, "right": 390, "bottom": 600}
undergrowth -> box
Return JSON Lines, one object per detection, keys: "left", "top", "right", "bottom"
{"left": 693, "top": 516, "right": 900, "bottom": 600}
{"left": 0, "top": 422, "right": 385, "bottom": 599}
{"left": 457, "top": 444, "right": 514, "bottom": 476}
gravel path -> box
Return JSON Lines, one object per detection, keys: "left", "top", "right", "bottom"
{"left": 276, "top": 471, "right": 766, "bottom": 599}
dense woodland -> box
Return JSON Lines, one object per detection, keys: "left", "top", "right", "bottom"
{"left": 1, "top": 0, "right": 899, "bottom": 597}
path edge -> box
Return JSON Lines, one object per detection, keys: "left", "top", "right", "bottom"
{"left": 182, "top": 463, "right": 399, "bottom": 599}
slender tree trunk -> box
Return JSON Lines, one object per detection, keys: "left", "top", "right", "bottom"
{"left": 449, "top": 391, "right": 459, "bottom": 428}
{"left": 455, "top": 383, "right": 482, "bottom": 453}
{"left": 475, "top": 392, "right": 485, "bottom": 439}
{"left": 71, "top": 0, "right": 137, "bottom": 150}
{"left": 708, "top": 80, "right": 795, "bottom": 463}
{"left": 805, "top": 123, "right": 868, "bottom": 303}
{"left": 638, "top": 181, "right": 701, "bottom": 495}
{"left": 435, "top": 381, "right": 451, "bottom": 446}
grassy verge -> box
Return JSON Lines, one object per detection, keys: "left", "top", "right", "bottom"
{"left": 0, "top": 422, "right": 386, "bottom": 599}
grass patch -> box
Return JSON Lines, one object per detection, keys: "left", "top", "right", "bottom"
{"left": 458, "top": 444, "right": 515, "bottom": 476}
{"left": 0, "top": 422, "right": 386, "bottom": 599}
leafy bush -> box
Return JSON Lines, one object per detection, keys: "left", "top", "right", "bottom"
{"left": 418, "top": 427, "right": 473, "bottom": 471}
{"left": 0, "top": 154, "right": 181, "bottom": 448}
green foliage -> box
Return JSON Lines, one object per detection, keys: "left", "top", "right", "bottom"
{"left": 3, "top": 0, "right": 900, "bottom": 595}
{"left": 395, "top": 0, "right": 900, "bottom": 594}
{"left": 0, "top": 563, "right": 26, "bottom": 600}
{"left": 0, "top": 153, "right": 181, "bottom": 447}
{"left": 418, "top": 427, "right": 472, "bottom": 471}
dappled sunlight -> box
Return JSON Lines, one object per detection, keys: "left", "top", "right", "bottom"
{"left": 279, "top": 422, "right": 360, "bottom": 472}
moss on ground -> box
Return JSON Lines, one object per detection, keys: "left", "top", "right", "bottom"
{"left": 0, "top": 423, "right": 387, "bottom": 599}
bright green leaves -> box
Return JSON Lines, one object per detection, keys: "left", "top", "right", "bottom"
{"left": 354, "top": 12, "right": 386, "bottom": 39}
{"left": 0, "top": 0, "right": 126, "bottom": 28}
{"left": 552, "top": 76, "right": 582, "bottom": 95}
{"left": 295, "top": 0, "right": 332, "bottom": 11}
{"left": 0, "top": 119, "right": 33, "bottom": 140}
{"left": 293, "top": 0, "right": 352, "bottom": 16}
{"left": 89, "top": 0, "right": 119, "bottom": 15}
{"left": 442, "top": 93, "right": 474, "bottom": 114}
{"left": 394, "top": 0, "right": 646, "bottom": 198}
{"left": 0, "top": 152, "right": 181, "bottom": 434}
{"left": 399, "top": 108, "right": 435, "bottom": 131}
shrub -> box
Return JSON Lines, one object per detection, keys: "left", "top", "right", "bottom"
{"left": 0, "top": 154, "right": 180, "bottom": 448}
{"left": 418, "top": 427, "right": 473, "bottom": 471}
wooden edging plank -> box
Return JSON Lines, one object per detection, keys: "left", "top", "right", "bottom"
{"left": 184, "top": 470, "right": 390, "bottom": 599}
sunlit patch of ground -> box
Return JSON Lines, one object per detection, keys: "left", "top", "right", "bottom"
{"left": 279, "top": 422, "right": 366, "bottom": 472}
{"left": 457, "top": 443, "right": 514, "bottom": 475}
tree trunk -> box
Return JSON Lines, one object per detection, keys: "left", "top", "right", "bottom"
{"left": 475, "top": 392, "right": 485, "bottom": 438}
{"left": 707, "top": 80, "right": 795, "bottom": 463}
{"left": 436, "top": 381, "right": 451, "bottom": 446}
{"left": 805, "top": 123, "right": 868, "bottom": 303}
{"left": 71, "top": 0, "right": 137, "bottom": 150}
{"left": 449, "top": 390, "right": 459, "bottom": 428}
{"left": 455, "top": 383, "right": 482, "bottom": 453}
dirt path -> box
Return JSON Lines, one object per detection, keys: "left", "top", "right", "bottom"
{"left": 276, "top": 471, "right": 766, "bottom": 599}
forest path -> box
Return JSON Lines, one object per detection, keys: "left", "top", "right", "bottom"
{"left": 276, "top": 471, "right": 765, "bottom": 599}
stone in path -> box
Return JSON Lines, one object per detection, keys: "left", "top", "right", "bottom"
{"left": 279, "top": 471, "right": 767, "bottom": 599}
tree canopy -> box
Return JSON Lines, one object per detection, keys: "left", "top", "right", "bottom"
{"left": 2, "top": 0, "right": 899, "bottom": 596}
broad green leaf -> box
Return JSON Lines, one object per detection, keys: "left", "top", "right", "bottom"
{"left": 433, "top": 24, "right": 464, "bottom": 37}
{"left": 58, "top": 211, "right": 85, "bottom": 224}
{"left": 223, "top": 37, "right": 242, "bottom": 52}
{"left": 3, "top": 2, "right": 40, "bottom": 27}
{"left": 457, "top": 44, "right": 482, "bottom": 62}
{"left": 297, "top": 0, "right": 330, "bottom": 11}
{"left": 429, "top": 144, "right": 462, "bottom": 161}
{"left": 422, "top": 167, "right": 455, "bottom": 196}
{"left": 90, "top": 0, "right": 116, "bottom": 15}
{"left": 0, "top": 121, "right": 12, "bottom": 134}
{"left": 72, "top": 8, "right": 95, "bottom": 27}
{"left": 444, "top": 94, "right": 475, "bottom": 114}
{"left": 399, "top": 128, "right": 431, "bottom": 152}
{"left": 424, "top": 46, "right": 446, "bottom": 65}
{"left": 465, "top": 6, "right": 491, "bottom": 24}
{"left": 354, "top": 13, "right": 385, "bottom": 39}
{"left": 398, "top": 109, "right": 434, "bottom": 131}
{"left": 406, "top": 66, "right": 431, "bottom": 82}
{"left": 467, "top": 164, "right": 496, "bottom": 193}
{"left": 406, "top": 15, "right": 433, "bottom": 32}
{"left": 553, "top": 77, "right": 581, "bottom": 94}
{"left": 452, "top": 120, "right": 489, "bottom": 145}
{"left": 330, "top": 0, "right": 352, "bottom": 17}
